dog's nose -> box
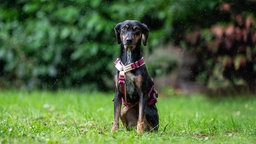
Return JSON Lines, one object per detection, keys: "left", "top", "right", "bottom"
{"left": 126, "top": 37, "right": 132, "bottom": 44}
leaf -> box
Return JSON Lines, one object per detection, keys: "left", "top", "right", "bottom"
{"left": 54, "top": 6, "right": 79, "bottom": 23}
{"left": 234, "top": 55, "right": 246, "bottom": 70}
{"left": 60, "top": 27, "right": 71, "bottom": 39}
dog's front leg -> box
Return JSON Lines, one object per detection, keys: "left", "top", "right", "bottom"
{"left": 137, "top": 90, "right": 147, "bottom": 134}
{"left": 135, "top": 75, "right": 146, "bottom": 134}
{"left": 112, "top": 91, "right": 122, "bottom": 133}
{"left": 112, "top": 75, "right": 122, "bottom": 133}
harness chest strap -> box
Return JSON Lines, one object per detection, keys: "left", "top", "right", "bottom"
{"left": 114, "top": 57, "right": 145, "bottom": 103}
{"left": 114, "top": 57, "right": 145, "bottom": 83}
{"left": 121, "top": 84, "right": 158, "bottom": 106}
{"left": 114, "top": 57, "right": 145, "bottom": 74}
{"left": 114, "top": 57, "right": 158, "bottom": 106}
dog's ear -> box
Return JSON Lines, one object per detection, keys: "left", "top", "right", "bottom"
{"left": 140, "top": 23, "right": 149, "bottom": 46}
{"left": 114, "top": 22, "right": 122, "bottom": 44}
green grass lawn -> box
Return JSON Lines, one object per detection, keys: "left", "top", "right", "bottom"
{"left": 0, "top": 90, "right": 255, "bottom": 144}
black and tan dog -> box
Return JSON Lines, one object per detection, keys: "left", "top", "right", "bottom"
{"left": 111, "top": 20, "right": 159, "bottom": 134}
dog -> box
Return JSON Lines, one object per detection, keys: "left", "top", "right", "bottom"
{"left": 111, "top": 20, "right": 159, "bottom": 134}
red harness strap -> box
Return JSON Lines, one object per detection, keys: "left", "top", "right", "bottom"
{"left": 114, "top": 57, "right": 158, "bottom": 106}
{"left": 114, "top": 58, "right": 145, "bottom": 77}
{"left": 115, "top": 57, "right": 145, "bottom": 103}
{"left": 121, "top": 85, "right": 158, "bottom": 106}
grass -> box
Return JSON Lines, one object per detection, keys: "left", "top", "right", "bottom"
{"left": 0, "top": 90, "right": 255, "bottom": 144}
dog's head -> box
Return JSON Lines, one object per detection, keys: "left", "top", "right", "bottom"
{"left": 114, "top": 20, "right": 149, "bottom": 50}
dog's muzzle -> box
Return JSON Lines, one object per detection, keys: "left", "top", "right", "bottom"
{"left": 123, "top": 44, "right": 136, "bottom": 50}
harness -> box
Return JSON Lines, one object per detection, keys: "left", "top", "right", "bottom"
{"left": 114, "top": 57, "right": 158, "bottom": 106}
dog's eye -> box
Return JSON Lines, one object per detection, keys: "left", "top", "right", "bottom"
{"left": 122, "top": 26, "right": 128, "bottom": 31}
{"left": 135, "top": 31, "right": 141, "bottom": 35}
{"left": 121, "top": 27, "right": 127, "bottom": 33}
{"left": 133, "top": 27, "right": 141, "bottom": 35}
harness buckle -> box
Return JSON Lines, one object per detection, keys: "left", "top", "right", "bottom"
{"left": 119, "top": 71, "right": 125, "bottom": 84}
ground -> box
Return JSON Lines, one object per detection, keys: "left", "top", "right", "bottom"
{"left": 0, "top": 90, "right": 255, "bottom": 143}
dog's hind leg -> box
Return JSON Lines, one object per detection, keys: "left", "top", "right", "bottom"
{"left": 120, "top": 106, "right": 129, "bottom": 129}
{"left": 121, "top": 105, "right": 138, "bottom": 130}
{"left": 145, "top": 104, "right": 159, "bottom": 131}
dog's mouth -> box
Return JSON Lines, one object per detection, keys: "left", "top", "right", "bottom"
{"left": 123, "top": 44, "right": 136, "bottom": 50}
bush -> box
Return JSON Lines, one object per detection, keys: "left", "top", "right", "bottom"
{"left": 172, "top": 1, "right": 256, "bottom": 89}
{"left": 1, "top": 0, "right": 255, "bottom": 91}
{"left": 0, "top": 0, "right": 174, "bottom": 90}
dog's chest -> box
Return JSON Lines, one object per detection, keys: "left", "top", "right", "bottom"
{"left": 125, "top": 72, "right": 138, "bottom": 100}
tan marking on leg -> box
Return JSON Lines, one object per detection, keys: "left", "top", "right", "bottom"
{"left": 120, "top": 106, "right": 129, "bottom": 129}
{"left": 135, "top": 75, "right": 143, "bottom": 89}
{"left": 137, "top": 115, "right": 145, "bottom": 134}
{"left": 111, "top": 101, "right": 122, "bottom": 133}
{"left": 114, "top": 75, "right": 119, "bottom": 89}
{"left": 136, "top": 89, "right": 145, "bottom": 134}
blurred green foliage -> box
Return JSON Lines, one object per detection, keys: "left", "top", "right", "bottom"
{"left": 0, "top": 0, "right": 255, "bottom": 90}
{"left": 0, "top": 0, "right": 175, "bottom": 90}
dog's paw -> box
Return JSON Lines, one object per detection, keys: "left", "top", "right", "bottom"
{"left": 111, "top": 122, "right": 119, "bottom": 133}
{"left": 136, "top": 122, "right": 144, "bottom": 135}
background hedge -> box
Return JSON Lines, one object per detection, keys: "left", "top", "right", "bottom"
{"left": 0, "top": 0, "right": 256, "bottom": 91}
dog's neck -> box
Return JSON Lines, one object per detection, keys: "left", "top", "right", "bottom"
{"left": 120, "top": 44, "right": 142, "bottom": 65}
